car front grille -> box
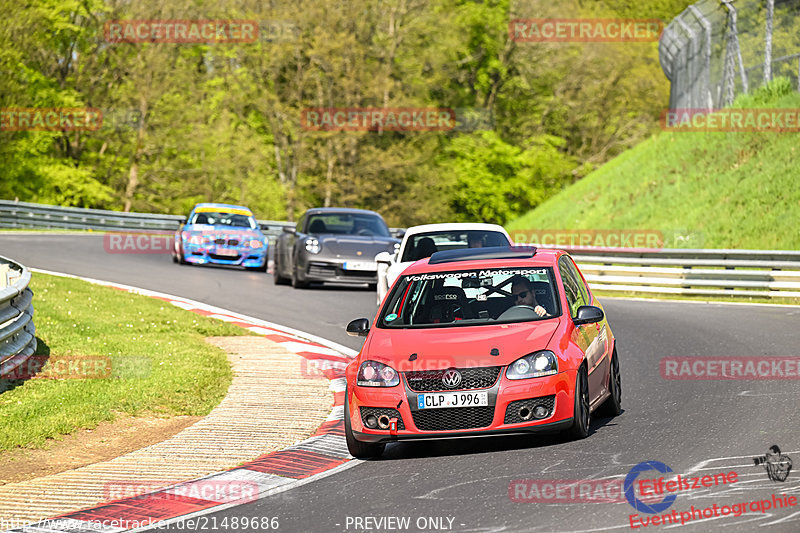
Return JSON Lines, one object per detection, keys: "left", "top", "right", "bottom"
{"left": 405, "top": 366, "right": 501, "bottom": 392}
{"left": 504, "top": 395, "right": 556, "bottom": 424}
{"left": 209, "top": 253, "right": 241, "bottom": 261}
{"left": 412, "top": 406, "right": 495, "bottom": 431}
{"left": 359, "top": 407, "right": 405, "bottom": 430}
{"left": 308, "top": 263, "right": 337, "bottom": 277}
{"left": 213, "top": 238, "right": 240, "bottom": 246}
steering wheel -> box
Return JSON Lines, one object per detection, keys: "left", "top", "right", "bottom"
{"left": 496, "top": 305, "right": 539, "bottom": 321}
{"left": 357, "top": 229, "right": 373, "bottom": 236}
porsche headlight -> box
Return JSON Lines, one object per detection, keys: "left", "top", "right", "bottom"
{"left": 506, "top": 350, "right": 558, "bottom": 380}
{"left": 305, "top": 237, "right": 321, "bottom": 254}
{"left": 357, "top": 360, "right": 399, "bottom": 387}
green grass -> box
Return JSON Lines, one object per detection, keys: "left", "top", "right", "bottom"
{"left": 0, "top": 273, "right": 250, "bottom": 451}
{"left": 507, "top": 79, "right": 800, "bottom": 250}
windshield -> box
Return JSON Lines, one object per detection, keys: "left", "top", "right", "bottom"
{"left": 190, "top": 211, "right": 257, "bottom": 229}
{"left": 378, "top": 267, "right": 559, "bottom": 328}
{"left": 400, "top": 230, "right": 510, "bottom": 262}
{"left": 306, "top": 213, "right": 390, "bottom": 237}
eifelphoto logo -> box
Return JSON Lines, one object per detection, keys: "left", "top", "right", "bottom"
{"left": 753, "top": 445, "right": 793, "bottom": 482}
{"left": 301, "top": 108, "right": 457, "bottom": 131}
{"left": 660, "top": 357, "right": 800, "bottom": 380}
{"left": 661, "top": 108, "right": 800, "bottom": 132}
{"left": 509, "top": 18, "right": 663, "bottom": 43}
{"left": 104, "top": 20, "right": 259, "bottom": 43}
{"left": 0, "top": 108, "right": 102, "bottom": 131}
{"left": 511, "top": 229, "right": 664, "bottom": 250}
{"left": 104, "top": 479, "right": 259, "bottom": 503}
{"left": 103, "top": 231, "right": 174, "bottom": 254}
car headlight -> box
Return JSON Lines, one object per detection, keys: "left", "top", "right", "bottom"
{"left": 249, "top": 239, "right": 264, "bottom": 249}
{"left": 357, "top": 360, "right": 400, "bottom": 387}
{"left": 305, "top": 237, "right": 321, "bottom": 254}
{"left": 506, "top": 350, "right": 558, "bottom": 380}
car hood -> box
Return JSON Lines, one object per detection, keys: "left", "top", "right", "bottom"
{"left": 363, "top": 319, "right": 561, "bottom": 372}
{"left": 317, "top": 235, "right": 397, "bottom": 257}
{"left": 183, "top": 224, "right": 264, "bottom": 239}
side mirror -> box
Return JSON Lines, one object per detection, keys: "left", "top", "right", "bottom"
{"left": 283, "top": 226, "right": 296, "bottom": 234}
{"left": 346, "top": 318, "right": 371, "bottom": 337}
{"left": 375, "top": 251, "right": 393, "bottom": 265}
{"left": 573, "top": 305, "right": 604, "bottom": 326}
{"left": 394, "top": 229, "right": 406, "bottom": 239}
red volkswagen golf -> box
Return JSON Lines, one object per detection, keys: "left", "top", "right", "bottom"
{"left": 344, "top": 246, "right": 621, "bottom": 458}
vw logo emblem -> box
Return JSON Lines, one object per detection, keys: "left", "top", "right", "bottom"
{"left": 442, "top": 369, "right": 462, "bottom": 389}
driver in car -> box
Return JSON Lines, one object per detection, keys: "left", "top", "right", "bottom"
{"left": 510, "top": 275, "right": 548, "bottom": 317}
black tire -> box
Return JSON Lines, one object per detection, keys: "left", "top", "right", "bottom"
{"left": 291, "top": 264, "right": 309, "bottom": 289}
{"left": 344, "top": 392, "right": 385, "bottom": 459}
{"left": 177, "top": 249, "right": 187, "bottom": 265}
{"left": 597, "top": 348, "right": 622, "bottom": 417}
{"left": 247, "top": 258, "right": 269, "bottom": 272}
{"left": 273, "top": 254, "right": 290, "bottom": 284}
{"left": 566, "top": 365, "right": 590, "bottom": 440}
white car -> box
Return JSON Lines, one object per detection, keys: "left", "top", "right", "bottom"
{"left": 374, "top": 223, "right": 513, "bottom": 304}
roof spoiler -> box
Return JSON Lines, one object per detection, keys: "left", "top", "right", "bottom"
{"left": 428, "top": 246, "right": 537, "bottom": 265}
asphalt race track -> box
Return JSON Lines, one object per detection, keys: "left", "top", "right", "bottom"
{"left": 2, "top": 233, "right": 799, "bottom": 533}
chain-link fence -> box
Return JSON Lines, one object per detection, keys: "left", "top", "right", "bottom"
{"left": 660, "top": 0, "right": 800, "bottom": 110}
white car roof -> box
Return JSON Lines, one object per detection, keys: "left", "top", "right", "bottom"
{"left": 403, "top": 222, "right": 510, "bottom": 236}
{"left": 399, "top": 223, "right": 512, "bottom": 251}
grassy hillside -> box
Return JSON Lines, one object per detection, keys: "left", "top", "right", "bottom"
{"left": 507, "top": 80, "right": 800, "bottom": 250}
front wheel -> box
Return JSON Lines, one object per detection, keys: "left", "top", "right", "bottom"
{"left": 344, "top": 392, "right": 385, "bottom": 459}
{"left": 273, "top": 254, "right": 290, "bottom": 284}
{"left": 565, "top": 365, "right": 590, "bottom": 440}
{"left": 291, "top": 265, "right": 309, "bottom": 289}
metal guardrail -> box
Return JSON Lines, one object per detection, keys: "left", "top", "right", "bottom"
{"left": 565, "top": 247, "right": 800, "bottom": 299}
{"left": 2, "top": 200, "right": 799, "bottom": 299}
{"left": 0, "top": 200, "right": 405, "bottom": 241}
{"left": 0, "top": 256, "right": 37, "bottom": 382}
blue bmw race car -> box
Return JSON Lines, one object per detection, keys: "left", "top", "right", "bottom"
{"left": 172, "top": 203, "right": 268, "bottom": 271}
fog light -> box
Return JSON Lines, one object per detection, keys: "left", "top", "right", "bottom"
{"left": 365, "top": 414, "right": 378, "bottom": 428}
{"left": 533, "top": 405, "right": 549, "bottom": 419}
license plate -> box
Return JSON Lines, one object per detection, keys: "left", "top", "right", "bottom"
{"left": 417, "top": 391, "right": 489, "bottom": 409}
{"left": 343, "top": 261, "right": 377, "bottom": 271}
{"left": 215, "top": 248, "right": 238, "bottom": 257}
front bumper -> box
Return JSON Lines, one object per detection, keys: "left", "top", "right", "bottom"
{"left": 302, "top": 259, "right": 378, "bottom": 283}
{"left": 348, "top": 369, "right": 576, "bottom": 444}
{"left": 184, "top": 244, "right": 267, "bottom": 268}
